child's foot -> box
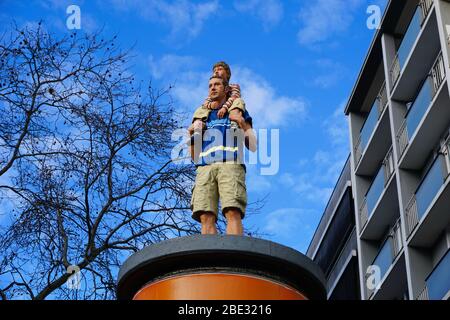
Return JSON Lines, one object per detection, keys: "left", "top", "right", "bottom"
{"left": 230, "top": 120, "right": 239, "bottom": 132}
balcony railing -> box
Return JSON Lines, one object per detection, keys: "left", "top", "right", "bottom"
{"left": 405, "top": 194, "right": 419, "bottom": 237}
{"left": 390, "top": 1, "right": 434, "bottom": 87}
{"left": 383, "top": 146, "right": 395, "bottom": 183}
{"left": 378, "top": 82, "right": 388, "bottom": 116}
{"left": 354, "top": 135, "right": 363, "bottom": 170}
{"left": 431, "top": 53, "right": 445, "bottom": 97}
{"left": 425, "top": 249, "right": 450, "bottom": 300}
{"left": 397, "top": 121, "right": 409, "bottom": 159}
{"left": 420, "top": 0, "right": 434, "bottom": 23}
{"left": 416, "top": 285, "right": 430, "bottom": 300}
{"left": 359, "top": 148, "right": 395, "bottom": 229}
{"left": 390, "top": 55, "right": 401, "bottom": 89}
{"left": 307, "top": 158, "right": 351, "bottom": 258}
{"left": 354, "top": 83, "right": 389, "bottom": 165}
{"left": 326, "top": 229, "right": 357, "bottom": 294}
{"left": 396, "top": 52, "right": 445, "bottom": 158}
{"left": 445, "top": 135, "right": 450, "bottom": 175}
{"left": 366, "top": 221, "right": 402, "bottom": 297}
{"left": 390, "top": 219, "right": 403, "bottom": 258}
{"left": 405, "top": 152, "right": 448, "bottom": 237}
{"left": 359, "top": 197, "right": 369, "bottom": 230}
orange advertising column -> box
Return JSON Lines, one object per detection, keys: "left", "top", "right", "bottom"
{"left": 117, "top": 235, "right": 326, "bottom": 300}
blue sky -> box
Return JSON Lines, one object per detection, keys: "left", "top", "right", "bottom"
{"left": 0, "top": 0, "right": 387, "bottom": 253}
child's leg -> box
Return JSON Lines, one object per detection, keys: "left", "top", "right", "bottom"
{"left": 193, "top": 119, "right": 205, "bottom": 133}
{"left": 229, "top": 109, "right": 242, "bottom": 130}
{"left": 192, "top": 106, "right": 210, "bottom": 132}
{"left": 190, "top": 118, "right": 207, "bottom": 146}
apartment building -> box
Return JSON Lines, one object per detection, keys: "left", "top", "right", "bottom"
{"left": 309, "top": 0, "right": 450, "bottom": 300}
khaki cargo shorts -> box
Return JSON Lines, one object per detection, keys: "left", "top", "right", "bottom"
{"left": 191, "top": 162, "right": 247, "bottom": 222}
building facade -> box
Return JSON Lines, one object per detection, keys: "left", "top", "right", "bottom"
{"left": 310, "top": 0, "right": 450, "bottom": 300}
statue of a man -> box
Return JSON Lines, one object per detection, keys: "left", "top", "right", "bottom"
{"left": 188, "top": 64, "right": 256, "bottom": 235}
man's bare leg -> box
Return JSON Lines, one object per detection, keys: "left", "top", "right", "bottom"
{"left": 199, "top": 212, "right": 218, "bottom": 235}
{"left": 224, "top": 208, "right": 243, "bottom": 235}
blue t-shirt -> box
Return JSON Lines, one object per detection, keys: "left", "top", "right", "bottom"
{"left": 196, "top": 108, "right": 253, "bottom": 168}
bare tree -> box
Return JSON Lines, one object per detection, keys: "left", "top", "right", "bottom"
{"left": 0, "top": 23, "right": 265, "bottom": 300}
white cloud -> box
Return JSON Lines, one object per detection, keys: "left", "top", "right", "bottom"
{"left": 297, "top": 0, "right": 364, "bottom": 46}
{"left": 148, "top": 54, "right": 199, "bottom": 80}
{"left": 246, "top": 164, "right": 272, "bottom": 194}
{"left": 263, "top": 207, "right": 316, "bottom": 253}
{"left": 277, "top": 102, "right": 349, "bottom": 205}
{"left": 234, "top": 0, "right": 283, "bottom": 31}
{"left": 323, "top": 102, "right": 349, "bottom": 147}
{"left": 110, "top": 0, "right": 219, "bottom": 42}
{"left": 312, "top": 59, "right": 347, "bottom": 89}
{"left": 232, "top": 67, "right": 307, "bottom": 129}
{"left": 147, "top": 54, "right": 307, "bottom": 129}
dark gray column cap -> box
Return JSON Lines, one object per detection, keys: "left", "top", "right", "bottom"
{"left": 117, "top": 235, "right": 326, "bottom": 300}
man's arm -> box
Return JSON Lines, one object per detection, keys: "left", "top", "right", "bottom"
{"left": 187, "top": 125, "right": 202, "bottom": 162}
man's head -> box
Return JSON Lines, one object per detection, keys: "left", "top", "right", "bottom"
{"left": 212, "top": 61, "right": 231, "bottom": 82}
{"left": 208, "top": 75, "right": 229, "bottom": 101}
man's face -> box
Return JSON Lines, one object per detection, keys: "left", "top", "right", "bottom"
{"left": 213, "top": 66, "right": 229, "bottom": 81}
{"left": 209, "top": 77, "right": 226, "bottom": 101}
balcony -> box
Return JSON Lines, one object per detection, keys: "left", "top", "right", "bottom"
{"left": 397, "top": 53, "right": 448, "bottom": 169}
{"left": 326, "top": 229, "right": 357, "bottom": 297}
{"left": 354, "top": 83, "right": 389, "bottom": 171}
{"left": 366, "top": 220, "right": 404, "bottom": 299}
{"left": 418, "top": 249, "right": 450, "bottom": 300}
{"left": 406, "top": 140, "right": 450, "bottom": 246}
{"left": 390, "top": 1, "right": 440, "bottom": 102}
{"left": 359, "top": 148, "right": 395, "bottom": 232}
{"left": 307, "top": 158, "right": 351, "bottom": 259}
{"left": 390, "top": 0, "right": 435, "bottom": 89}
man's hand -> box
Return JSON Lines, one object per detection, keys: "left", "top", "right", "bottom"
{"left": 217, "top": 106, "right": 228, "bottom": 119}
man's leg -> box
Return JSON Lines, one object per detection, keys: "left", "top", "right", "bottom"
{"left": 191, "top": 165, "right": 219, "bottom": 234}
{"left": 199, "top": 212, "right": 218, "bottom": 235}
{"left": 224, "top": 208, "right": 243, "bottom": 235}
{"left": 217, "top": 164, "right": 247, "bottom": 236}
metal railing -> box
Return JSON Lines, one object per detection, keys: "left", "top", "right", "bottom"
{"left": 419, "top": 0, "right": 434, "bottom": 25}
{"left": 354, "top": 136, "right": 363, "bottom": 165}
{"left": 390, "top": 1, "right": 434, "bottom": 88}
{"left": 366, "top": 229, "right": 398, "bottom": 299}
{"left": 416, "top": 285, "right": 429, "bottom": 300}
{"left": 359, "top": 198, "right": 369, "bottom": 231}
{"left": 405, "top": 194, "right": 419, "bottom": 237}
{"left": 444, "top": 135, "right": 450, "bottom": 177}
{"left": 395, "top": 52, "right": 444, "bottom": 160}
{"left": 326, "top": 228, "right": 357, "bottom": 294}
{"left": 306, "top": 157, "right": 351, "bottom": 258}
{"left": 355, "top": 83, "right": 389, "bottom": 167}
{"left": 383, "top": 147, "right": 395, "bottom": 183}
{"left": 390, "top": 54, "right": 401, "bottom": 88}
{"left": 390, "top": 219, "right": 403, "bottom": 258}
{"left": 359, "top": 147, "right": 394, "bottom": 232}
{"left": 431, "top": 52, "right": 445, "bottom": 97}
{"left": 397, "top": 120, "right": 409, "bottom": 159}
{"left": 377, "top": 82, "right": 388, "bottom": 117}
